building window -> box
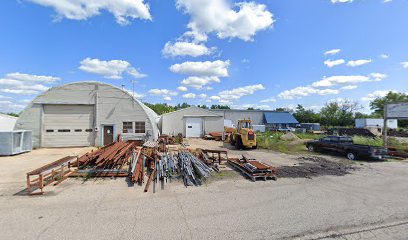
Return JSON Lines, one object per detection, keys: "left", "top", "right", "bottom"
{"left": 85, "top": 129, "right": 93, "bottom": 132}
{"left": 135, "top": 122, "right": 145, "bottom": 133}
{"left": 58, "top": 129, "right": 70, "bottom": 132}
{"left": 123, "top": 122, "right": 133, "bottom": 133}
{"left": 46, "top": 129, "right": 54, "bottom": 133}
{"left": 74, "top": 129, "right": 82, "bottom": 132}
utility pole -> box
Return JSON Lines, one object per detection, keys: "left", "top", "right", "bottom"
{"left": 383, "top": 104, "right": 388, "bottom": 148}
{"left": 131, "top": 80, "right": 135, "bottom": 98}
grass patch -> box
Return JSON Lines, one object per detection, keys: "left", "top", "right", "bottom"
{"left": 353, "top": 136, "right": 408, "bottom": 150}
{"left": 256, "top": 132, "right": 309, "bottom": 154}
{"left": 352, "top": 136, "right": 383, "bottom": 147}
{"left": 257, "top": 131, "right": 407, "bottom": 153}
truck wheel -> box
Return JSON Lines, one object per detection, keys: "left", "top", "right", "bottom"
{"left": 252, "top": 144, "right": 257, "bottom": 149}
{"left": 347, "top": 152, "right": 356, "bottom": 160}
{"left": 307, "top": 145, "right": 314, "bottom": 152}
{"left": 235, "top": 137, "right": 243, "bottom": 150}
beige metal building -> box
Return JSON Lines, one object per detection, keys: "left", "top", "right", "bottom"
{"left": 14, "top": 82, "right": 159, "bottom": 148}
{"left": 159, "top": 106, "right": 224, "bottom": 137}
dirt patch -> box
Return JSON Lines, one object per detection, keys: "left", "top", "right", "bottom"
{"left": 276, "top": 156, "right": 357, "bottom": 179}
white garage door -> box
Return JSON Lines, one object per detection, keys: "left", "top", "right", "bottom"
{"left": 185, "top": 118, "right": 202, "bottom": 138}
{"left": 43, "top": 104, "right": 94, "bottom": 147}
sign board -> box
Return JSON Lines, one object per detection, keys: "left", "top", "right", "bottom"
{"left": 386, "top": 102, "right": 408, "bottom": 119}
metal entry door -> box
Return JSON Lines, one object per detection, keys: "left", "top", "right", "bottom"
{"left": 185, "top": 118, "right": 202, "bottom": 138}
{"left": 103, "top": 126, "right": 114, "bottom": 146}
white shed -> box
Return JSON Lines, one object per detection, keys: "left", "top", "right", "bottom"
{"left": 14, "top": 81, "right": 159, "bottom": 148}
{"left": 0, "top": 114, "right": 17, "bottom": 131}
{"left": 160, "top": 106, "right": 224, "bottom": 137}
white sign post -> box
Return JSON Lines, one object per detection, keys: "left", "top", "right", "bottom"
{"left": 383, "top": 102, "right": 408, "bottom": 148}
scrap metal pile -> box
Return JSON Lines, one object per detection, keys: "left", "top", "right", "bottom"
{"left": 228, "top": 156, "right": 277, "bottom": 181}
{"left": 75, "top": 141, "right": 137, "bottom": 177}
{"left": 25, "top": 136, "right": 279, "bottom": 196}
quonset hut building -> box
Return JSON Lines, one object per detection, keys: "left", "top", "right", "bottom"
{"left": 14, "top": 82, "right": 159, "bottom": 148}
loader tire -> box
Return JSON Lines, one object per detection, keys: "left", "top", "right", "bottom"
{"left": 235, "top": 136, "right": 243, "bottom": 150}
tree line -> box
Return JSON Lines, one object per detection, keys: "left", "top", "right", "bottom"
{"left": 4, "top": 92, "right": 407, "bottom": 128}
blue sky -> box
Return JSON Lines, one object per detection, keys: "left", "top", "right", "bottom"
{"left": 0, "top": 0, "right": 407, "bottom": 113}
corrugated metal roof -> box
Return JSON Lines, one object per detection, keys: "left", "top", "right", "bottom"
{"left": 264, "top": 112, "right": 299, "bottom": 124}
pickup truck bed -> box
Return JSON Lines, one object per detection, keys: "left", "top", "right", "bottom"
{"left": 306, "top": 136, "right": 388, "bottom": 160}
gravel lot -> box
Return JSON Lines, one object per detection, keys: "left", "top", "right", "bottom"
{"left": 1, "top": 139, "right": 408, "bottom": 240}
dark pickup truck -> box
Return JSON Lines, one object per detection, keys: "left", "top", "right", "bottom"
{"left": 305, "top": 136, "right": 388, "bottom": 160}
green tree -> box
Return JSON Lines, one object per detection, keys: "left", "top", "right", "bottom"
{"left": 320, "top": 100, "right": 360, "bottom": 127}
{"left": 143, "top": 103, "right": 175, "bottom": 115}
{"left": 274, "top": 107, "right": 286, "bottom": 112}
{"left": 1, "top": 112, "right": 19, "bottom": 117}
{"left": 370, "top": 92, "right": 408, "bottom": 128}
{"left": 210, "top": 105, "right": 230, "bottom": 109}
{"left": 370, "top": 92, "right": 408, "bottom": 117}
{"left": 197, "top": 105, "right": 208, "bottom": 109}
{"left": 293, "top": 105, "right": 320, "bottom": 123}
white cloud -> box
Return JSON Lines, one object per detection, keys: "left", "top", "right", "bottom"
{"left": 370, "top": 73, "right": 387, "bottom": 81}
{"left": 79, "top": 58, "right": 147, "bottom": 79}
{"left": 312, "top": 73, "right": 385, "bottom": 88}
{"left": 177, "top": 86, "right": 188, "bottom": 92}
{"left": 362, "top": 90, "right": 396, "bottom": 102}
{"left": 210, "top": 96, "right": 221, "bottom": 101}
{"left": 170, "top": 60, "right": 230, "bottom": 77}
{"left": 346, "top": 59, "right": 372, "bottom": 67}
{"left": 278, "top": 73, "right": 386, "bottom": 100}
{"left": 0, "top": 101, "right": 27, "bottom": 113}
{"left": 260, "top": 97, "right": 276, "bottom": 103}
{"left": 331, "top": 0, "right": 353, "bottom": 3}
{"left": 380, "top": 54, "right": 390, "bottom": 59}
{"left": 214, "top": 84, "right": 265, "bottom": 102}
{"left": 28, "top": 0, "right": 151, "bottom": 25}
{"left": 324, "top": 49, "right": 341, "bottom": 55}
{"left": 324, "top": 59, "right": 345, "bottom": 68}
{"left": 383, "top": 0, "right": 392, "bottom": 3}
{"left": 341, "top": 85, "right": 358, "bottom": 90}
{"left": 0, "top": 72, "right": 60, "bottom": 95}
{"left": 198, "top": 93, "right": 207, "bottom": 99}
{"left": 4, "top": 72, "right": 60, "bottom": 83}
{"left": 176, "top": 0, "right": 274, "bottom": 41}
{"left": 182, "top": 93, "right": 197, "bottom": 99}
{"left": 0, "top": 95, "right": 11, "bottom": 99}
{"left": 278, "top": 86, "right": 340, "bottom": 100}
{"left": 162, "top": 41, "right": 214, "bottom": 57}
{"left": 123, "top": 88, "right": 144, "bottom": 99}
{"left": 148, "top": 89, "right": 178, "bottom": 96}
{"left": 401, "top": 62, "right": 408, "bottom": 68}
{"left": 181, "top": 76, "right": 220, "bottom": 90}
{"left": 236, "top": 103, "right": 271, "bottom": 110}
{"left": 127, "top": 68, "right": 148, "bottom": 79}
{"left": 148, "top": 88, "right": 178, "bottom": 101}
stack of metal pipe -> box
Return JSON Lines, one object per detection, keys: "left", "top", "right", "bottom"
{"left": 177, "top": 151, "right": 212, "bottom": 187}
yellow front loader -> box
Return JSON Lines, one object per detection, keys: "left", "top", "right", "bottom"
{"left": 229, "top": 119, "right": 257, "bottom": 150}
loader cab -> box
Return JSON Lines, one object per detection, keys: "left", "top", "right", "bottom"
{"left": 237, "top": 120, "right": 253, "bottom": 132}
